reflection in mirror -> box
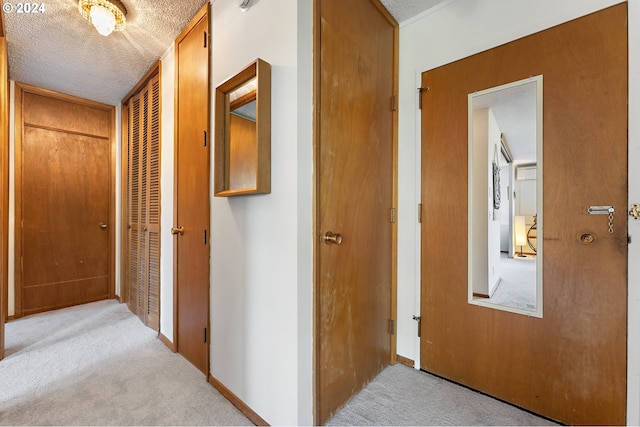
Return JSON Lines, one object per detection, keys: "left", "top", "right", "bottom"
{"left": 229, "top": 78, "right": 257, "bottom": 190}
{"left": 468, "top": 75, "right": 543, "bottom": 317}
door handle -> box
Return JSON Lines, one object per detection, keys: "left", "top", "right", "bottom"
{"left": 171, "top": 226, "right": 184, "bottom": 235}
{"left": 100, "top": 223, "right": 108, "bottom": 229}
{"left": 323, "top": 231, "right": 343, "bottom": 245}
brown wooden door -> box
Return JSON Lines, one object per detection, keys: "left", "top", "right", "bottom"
{"left": 174, "top": 4, "right": 210, "bottom": 375}
{"left": 316, "top": 0, "right": 397, "bottom": 423}
{"left": 17, "top": 86, "right": 114, "bottom": 316}
{"left": 124, "top": 74, "right": 161, "bottom": 331}
{"left": 420, "top": 5, "right": 627, "bottom": 425}
{"left": 0, "top": 32, "right": 8, "bottom": 360}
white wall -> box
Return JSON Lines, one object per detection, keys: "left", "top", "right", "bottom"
{"left": 397, "top": 0, "right": 639, "bottom": 423}
{"left": 470, "top": 109, "right": 490, "bottom": 296}
{"left": 487, "top": 109, "right": 501, "bottom": 295}
{"left": 208, "top": 1, "right": 313, "bottom": 425}
{"left": 159, "top": 45, "right": 175, "bottom": 341}
{"left": 469, "top": 108, "right": 502, "bottom": 297}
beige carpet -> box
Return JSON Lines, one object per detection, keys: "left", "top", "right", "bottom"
{"left": 328, "top": 364, "right": 558, "bottom": 426}
{"left": 2, "top": 299, "right": 559, "bottom": 426}
{"left": 0, "top": 300, "right": 251, "bottom": 426}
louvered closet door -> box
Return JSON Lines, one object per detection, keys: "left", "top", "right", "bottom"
{"left": 127, "top": 94, "right": 142, "bottom": 318}
{"left": 145, "top": 76, "right": 160, "bottom": 329}
{"left": 125, "top": 75, "right": 160, "bottom": 330}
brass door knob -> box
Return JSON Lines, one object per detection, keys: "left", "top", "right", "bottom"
{"left": 171, "top": 226, "right": 184, "bottom": 235}
{"left": 323, "top": 231, "right": 343, "bottom": 245}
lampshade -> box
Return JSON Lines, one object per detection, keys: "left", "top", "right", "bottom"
{"left": 79, "top": 0, "right": 127, "bottom": 36}
{"left": 514, "top": 216, "right": 528, "bottom": 247}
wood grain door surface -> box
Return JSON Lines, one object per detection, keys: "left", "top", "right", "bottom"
{"left": 175, "top": 4, "right": 210, "bottom": 375}
{"left": 420, "top": 5, "right": 627, "bottom": 425}
{"left": 0, "top": 33, "right": 8, "bottom": 360}
{"left": 17, "top": 87, "right": 114, "bottom": 316}
{"left": 125, "top": 74, "right": 161, "bottom": 331}
{"left": 316, "top": 0, "right": 396, "bottom": 423}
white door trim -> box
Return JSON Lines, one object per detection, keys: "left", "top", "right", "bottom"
{"left": 627, "top": 1, "right": 640, "bottom": 425}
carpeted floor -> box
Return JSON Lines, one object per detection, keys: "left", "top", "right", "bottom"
{"left": 0, "top": 300, "right": 250, "bottom": 426}
{"left": 2, "top": 299, "right": 558, "bottom": 426}
{"left": 489, "top": 253, "right": 537, "bottom": 311}
{"left": 328, "top": 364, "right": 558, "bottom": 426}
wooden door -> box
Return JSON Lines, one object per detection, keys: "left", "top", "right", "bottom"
{"left": 124, "top": 73, "right": 161, "bottom": 331}
{"left": 316, "top": 0, "right": 397, "bottom": 423}
{"left": 420, "top": 5, "right": 627, "bottom": 425}
{"left": 174, "top": 3, "right": 210, "bottom": 375}
{"left": 16, "top": 86, "right": 115, "bottom": 317}
{"left": 0, "top": 26, "right": 8, "bottom": 360}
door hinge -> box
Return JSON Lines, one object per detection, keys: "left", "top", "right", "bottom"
{"left": 204, "top": 31, "right": 208, "bottom": 48}
{"left": 390, "top": 208, "right": 396, "bottom": 224}
{"left": 203, "top": 130, "right": 207, "bottom": 146}
{"left": 418, "top": 203, "right": 423, "bottom": 223}
{"left": 389, "top": 319, "right": 395, "bottom": 335}
{"left": 413, "top": 315, "right": 421, "bottom": 338}
{"left": 418, "top": 86, "right": 430, "bottom": 109}
{"left": 204, "top": 327, "right": 207, "bottom": 343}
{"left": 391, "top": 95, "right": 398, "bottom": 112}
{"left": 203, "top": 229, "right": 208, "bottom": 245}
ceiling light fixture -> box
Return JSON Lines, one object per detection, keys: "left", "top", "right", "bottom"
{"left": 78, "top": 0, "right": 127, "bottom": 36}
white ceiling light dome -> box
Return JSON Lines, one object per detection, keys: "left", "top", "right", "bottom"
{"left": 78, "top": 0, "right": 127, "bottom": 36}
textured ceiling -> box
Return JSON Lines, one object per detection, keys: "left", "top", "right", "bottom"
{"left": 3, "top": 0, "right": 446, "bottom": 106}
{"left": 4, "top": 0, "right": 207, "bottom": 105}
{"left": 472, "top": 81, "right": 538, "bottom": 165}
{"left": 379, "top": 0, "right": 449, "bottom": 23}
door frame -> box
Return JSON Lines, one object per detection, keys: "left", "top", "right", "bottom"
{"left": 627, "top": 0, "right": 640, "bottom": 423}
{"left": 0, "top": 11, "right": 7, "bottom": 360}
{"left": 13, "top": 83, "right": 116, "bottom": 317}
{"left": 312, "top": 0, "right": 399, "bottom": 423}
{"left": 172, "top": 2, "right": 211, "bottom": 368}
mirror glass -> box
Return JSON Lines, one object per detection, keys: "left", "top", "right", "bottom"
{"left": 228, "top": 78, "right": 257, "bottom": 190}
{"left": 468, "top": 75, "right": 543, "bottom": 317}
{"left": 214, "top": 58, "right": 270, "bottom": 196}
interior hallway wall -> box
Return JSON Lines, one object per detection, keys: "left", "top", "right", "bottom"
{"left": 208, "top": 1, "right": 313, "bottom": 424}
{"left": 159, "top": 45, "right": 175, "bottom": 341}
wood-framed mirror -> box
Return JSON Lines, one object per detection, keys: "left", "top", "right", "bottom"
{"left": 214, "top": 58, "right": 271, "bottom": 196}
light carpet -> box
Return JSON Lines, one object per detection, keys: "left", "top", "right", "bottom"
{"left": 2, "top": 299, "right": 558, "bottom": 426}
{"left": 328, "top": 364, "right": 558, "bottom": 426}
{"left": 0, "top": 300, "right": 251, "bottom": 426}
{"left": 489, "top": 253, "right": 537, "bottom": 311}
